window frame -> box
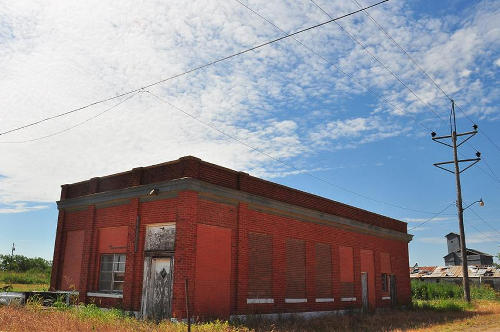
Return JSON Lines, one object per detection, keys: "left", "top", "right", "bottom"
{"left": 98, "top": 253, "right": 126, "bottom": 293}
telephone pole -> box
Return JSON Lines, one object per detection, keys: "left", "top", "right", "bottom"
{"left": 431, "top": 100, "right": 480, "bottom": 303}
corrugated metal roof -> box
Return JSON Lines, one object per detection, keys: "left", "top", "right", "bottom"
{"left": 410, "top": 265, "right": 500, "bottom": 278}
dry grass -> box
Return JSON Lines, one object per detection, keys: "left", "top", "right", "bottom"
{"left": 0, "top": 300, "right": 498, "bottom": 332}
{"left": 0, "top": 283, "right": 49, "bottom": 292}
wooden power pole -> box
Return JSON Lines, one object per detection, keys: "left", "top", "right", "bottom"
{"left": 431, "top": 100, "right": 481, "bottom": 303}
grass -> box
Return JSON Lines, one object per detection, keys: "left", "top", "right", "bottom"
{"left": 411, "top": 279, "right": 498, "bottom": 301}
{"left": 0, "top": 270, "right": 50, "bottom": 285}
{"left": 0, "top": 270, "right": 50, "bottom": 292}
{"left": 0, "top": 283, "right": 49, "bottom": 292}
{"left": 0, "top": 277, "right": 498, "bottom": 331}
{"left": 0, "top": 299, "right": 499, "bottom": 331}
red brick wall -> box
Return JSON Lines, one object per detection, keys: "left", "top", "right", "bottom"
{"left": 53, "top": 190, "right": 410, "bottom": 317}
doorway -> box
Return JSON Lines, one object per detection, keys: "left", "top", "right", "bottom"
{"left": 141, "top": 256, "right": 173, "bottom": 320}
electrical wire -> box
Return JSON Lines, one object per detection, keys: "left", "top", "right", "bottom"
{"left": 0, "top": 93, "right": 138, "bottom": 144}
{"left": 309, "top": 0, "right": 446, "bottom": 124}
{"left": 0, "top": 0, "right": 390, "bottom": 137}
{"left": 408, "top": 203, "right": 455, "bottom": 231}
{"left": 349, "top": 0, "right": 500, "bottom": 159}
{"left": 233, "top": 0, "right": 435, "bottom": 133}
{"left": 468, "top": 207, "right": 500, "bottom": 236}
{"left": 350, "top": 0, "right": 454, "bottom": 102}
{"left": 145, "top": 89, "right": 446, "bottom": 215}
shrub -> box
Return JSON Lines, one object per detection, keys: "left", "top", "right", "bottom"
{"left": 0, "top": 255, "right": 51, "bottom": 274}
{"left": 411, "top": 279, "right": 498, "bottom": 301}
{"left": 0, "top": 270, "right": 50, "bottom": 284}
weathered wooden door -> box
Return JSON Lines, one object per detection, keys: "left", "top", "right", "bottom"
{"left": 361, "top": 272, "right": 368, "bottom": 311}
{"left": 141, "top": 257, "right": 173, "bottom": 321}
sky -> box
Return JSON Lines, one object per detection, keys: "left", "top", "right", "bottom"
{"left": 0, "top": 0, "right": 499, "bottom": 266}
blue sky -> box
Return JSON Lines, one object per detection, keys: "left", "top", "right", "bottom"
{"left": 0, "top": 0, "right": 499, "bottom": 266}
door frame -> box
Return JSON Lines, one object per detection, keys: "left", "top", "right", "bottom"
{"left": 361, "top": 272, "right": 368, "bottom": 312}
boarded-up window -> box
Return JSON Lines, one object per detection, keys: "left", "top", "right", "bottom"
{"left": 380, "top": 252, "right": 391, "bottom": 273}
{"left": 60, "top": 230, "right": 84, "bottom": 290}
{"left": 248, "top": 233, "right": 273, "bottom": 299}
{"left": 194, "top": 224, "right": 231, "bottom": 317}
{"left": 339, "top": 246, "right": 354, "bottom": 297}
{"left": 98, "top": 226, "right": 128, "bottom": 253}
{"left": 315, "top": 243, "right": 332, "bottom": 299}
{"left": 286, "top": 238, "right": 306, "bottom": 299}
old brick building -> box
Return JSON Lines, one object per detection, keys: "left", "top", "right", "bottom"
{"left": 50, "top": 156, "right": 412, "bottom": 320}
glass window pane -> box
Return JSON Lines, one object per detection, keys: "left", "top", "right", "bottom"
{"left": 99, "top": 279, "right": 112, "bottom": 291}
{"left": 114, "top": 262, "right": 126, "bottom": 272}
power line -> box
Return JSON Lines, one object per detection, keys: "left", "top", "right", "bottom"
{"left": 233, "top": 0, "right": 434, "bottom": 132}
{"left": 145, "top": 89, "right": 445, "bottom": 215}
{"left": 468, "top": 207, "right": 500, "bottom": 236}
{"left": 466, "top": 222, "right": 499, "bottom": 245}
{"left": 0, "top": 0, "right": 390, "bottom": 137}
{"left": 350, "top": 0, "right": 454, "bottom": 102}
{"left": 0, "top": 93, "right": 138, "bottom": 144}
{"left": 309, "top": 0, "right": 446, "bottom": 123}
{"left": 349, "top": 0, "right": 500, "bottom": 158}
{"left": 408, "top": 203, "right": 454, "bottom": 231}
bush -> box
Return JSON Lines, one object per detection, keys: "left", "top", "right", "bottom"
{"left": 0, "top": 255, "right": 51, "bottom": 274}
{"left": 411, "top": 279, "right": 498, "bottom": 301}
{"left": 0, "top": 270, "right": 50, "bottom": 284}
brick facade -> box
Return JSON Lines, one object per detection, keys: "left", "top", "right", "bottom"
{"left": 51, "top": 156, "right": 412, "bottom": 318}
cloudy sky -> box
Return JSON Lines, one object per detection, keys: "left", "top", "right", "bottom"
{"left": 0, "top": 0, "right": 499, "bottom": 265}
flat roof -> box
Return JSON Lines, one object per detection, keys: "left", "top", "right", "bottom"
{"left": 60, "top": 156, "right": 407, "bottom": 233}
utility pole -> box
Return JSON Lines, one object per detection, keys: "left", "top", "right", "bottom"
{"left": 431, "top": 100, "right": 480, "bottom": 303}
{"left": 11, "top": 243, "right": 15, "bottom": 257}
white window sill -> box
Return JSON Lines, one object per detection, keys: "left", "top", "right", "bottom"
{"left": 247, "top": 298, "right": 274, "bottom": 304}
{"left": 87, "top": 292, "right": 123, "bottom": 299}
{"left": 285, "top": 298, "right": 307, "bottom": 303}
{"left": 381, "top": 296, "right": 391, "bottom": 300}
{"left": 340, "top": 297, "right": 356, "bottom": 302}
{"left": 315, "top": 298, "right": 334, "bottom": 303}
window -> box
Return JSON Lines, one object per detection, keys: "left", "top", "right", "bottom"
{"left": 381, "top": 273, "right": 388, "bottom": 292}
{"left": 315, "top": 243, "right": 332, "bottom": 299}
{"left": 286, "top": 238, "right": 306, "bottom": 300}
{"left": 99, "top": 254, "right": 126, "bottom": 292}
{"left": 248, "top": 232, "right": 273, "bottom": 300}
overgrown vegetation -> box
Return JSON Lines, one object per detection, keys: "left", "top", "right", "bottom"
{"left": 0, "top": 299, "right": 498, "bottom": 331}
{"left": 0, "top": 254, "right": 51, "bottom": 286}
{"left": 411, "top": 279, "right": 498, "bottom": 301}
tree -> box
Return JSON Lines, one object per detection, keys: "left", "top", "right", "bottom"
{"left": 0, "top": 254, "right": 51, "bottom": 273}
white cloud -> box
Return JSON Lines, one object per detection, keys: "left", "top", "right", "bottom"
{"left": 418, "top": 231, "right": 498, "bottom": 244}
{"left": 404, "top": 217, "right": 451, "bottom": 223}
{"left": 0, "top": 202, "right": 49, "bottom": 214}
{"left": 0, "top": 0, "right": 498, "bottom": 206}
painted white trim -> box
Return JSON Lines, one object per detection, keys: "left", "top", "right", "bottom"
{"left": 340, "top": 297, "right": 356, "bottom": 302}
{"left": 87, "top": 292, "right": 123, "bottom": 299}
{"left": 381, "top": 296, "right": 391, "bottom": 300}
{"left": 246, "top": 298, "right": 274, "bottom": 304}
{"left": 315, "top": 298, "right": 334, "bottom": 303}
{"left": 231, "top": 308, "right": 360, "bottom": 321}
{"left": 285, "top": 298, "right": 307, "bottom": 303}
